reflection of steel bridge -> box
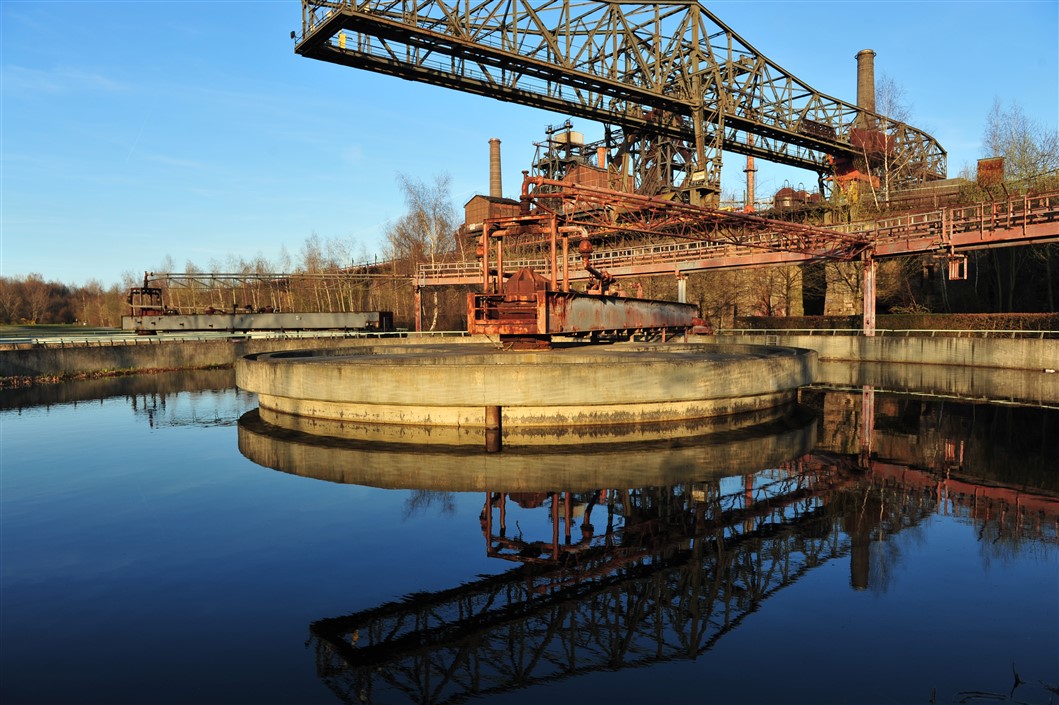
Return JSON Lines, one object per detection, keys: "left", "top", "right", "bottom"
{"left": 310, "top": 461, "right": 859, "bottom": 704}
{"left": 309, "top": 456, "right": 1058, "bottom": 705}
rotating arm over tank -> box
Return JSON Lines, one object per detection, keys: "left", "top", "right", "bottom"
{"left": 296, "top": 0, "right": 946, "bottom": 197}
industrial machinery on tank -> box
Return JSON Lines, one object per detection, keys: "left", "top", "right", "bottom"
{"left": 466, "top": 180, "right": 701, "bottom": 348}
{"left": 126, "top": 272, "right": 168, "bottom": 318}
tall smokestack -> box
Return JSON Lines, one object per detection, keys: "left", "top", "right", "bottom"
{"left": 856, "top": 49, "right": 876, "bottom": 114}
{"left": 489, "top": 138, "right": 502, "bottom": 198}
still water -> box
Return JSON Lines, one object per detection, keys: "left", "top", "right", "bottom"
{"left": 1, "top": 367, "right": 1057, "bottom": 704}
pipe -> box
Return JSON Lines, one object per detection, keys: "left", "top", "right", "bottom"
{"left": 559, "top": 226, "right": 589, "bottom": 293}
{"left": 744, "top": 133, "right": 756, "bottom": 213}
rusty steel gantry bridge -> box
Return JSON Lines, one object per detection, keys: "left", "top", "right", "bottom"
{"left": 295, "top": 0, "right": 947, "bottom": 203}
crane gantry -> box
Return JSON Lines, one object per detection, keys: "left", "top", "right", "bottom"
{"left": 295, "top": 0, "right": 947, "bottom": 203}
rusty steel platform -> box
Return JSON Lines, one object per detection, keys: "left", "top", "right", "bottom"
{"left": 468, "top": 289, "right": 697, "bottom": 341}
{"left": 466, "top": 266, "right": 697, "bottom": 344}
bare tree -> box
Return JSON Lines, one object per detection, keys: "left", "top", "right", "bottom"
{"left": 22, "top": 274, "right": 51, "bottom": 323}
{"left": 0, "top": 277, "right": 25, "bottom": 323}
{"left": 983, "top": 98, "right": 1059, "bottom": 186}
{"left": 981, "top": 99, "right": 1059, "bottom": 311}
{"left": 385, "top": 173, "right": 458, "bottom": 330}
{"left": 858, "top": 74, "right": 915, "bottom": 212}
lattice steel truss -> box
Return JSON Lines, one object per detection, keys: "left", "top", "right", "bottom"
{"left": 145, "top": 271, "right": 402, "bottom": 314}
{"left": 296, "top": 0, "right": 947, "bottom": 201}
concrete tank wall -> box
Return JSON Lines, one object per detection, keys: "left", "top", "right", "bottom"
{"left": 2, "top": 332, "right": 1055, "bottom": 382}
{"left": 710, "top": 334, "right": 1058, "bottom": 372}
{"left": 0, "top": 335, "right": 484, "bottom": 379}
{"left": 236, "top": 343, "right": 818, "bottom": 430}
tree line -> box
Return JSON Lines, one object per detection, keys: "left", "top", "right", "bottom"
{"left": 0, "top": 174, "right": 467, "bottom": 329}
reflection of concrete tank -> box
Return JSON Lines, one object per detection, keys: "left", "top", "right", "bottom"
{"left": 236, "top": 406, "right": 817, "bottom": 492}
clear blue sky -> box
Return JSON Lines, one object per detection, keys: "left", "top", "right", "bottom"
{"left": 3, "top": 0, "right": 1057, "bottom": 287}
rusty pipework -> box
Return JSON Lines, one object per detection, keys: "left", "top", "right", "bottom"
{"left": 577, "top": 239, "right": 617, "bottom": 295}
{"left": 520, "top": 174, "right": 872, "bottom": 260}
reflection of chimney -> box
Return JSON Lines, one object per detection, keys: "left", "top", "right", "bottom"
{"left": 856, "top": 49, "right": 876, "bottom": 114}
{"left": 489, "top": 138, "right": 502, "bottom": 198}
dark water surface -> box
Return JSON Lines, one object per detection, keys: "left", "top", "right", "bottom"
{"left": 2, "top": 368, "right": 1057, "bottom": 704}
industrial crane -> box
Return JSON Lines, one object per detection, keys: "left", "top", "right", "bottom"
{"left": 295, "top": 0, "right": 947, "bottom": 204}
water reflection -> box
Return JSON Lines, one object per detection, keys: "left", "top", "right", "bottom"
{"left": 235, "top": 390, "right": 1059, "bottom": 705}
{"left": 0, "top": 368, "right": 256, "bottom": 429}
{"left": 305, "top": 460, "right": 1057, "bottom": 705}
{"left": 0, "top": 368, "right": 238, "bottom": 410}
{"left": 816, "top": 359, "right": 1059, "bottom": 408}
{"left": 3, "top": 369, "right": 1056, "bottom": 704}
{"left": 237, "top": 406, "right": 817, "bottom": 491}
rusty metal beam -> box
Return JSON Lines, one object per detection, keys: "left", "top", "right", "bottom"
{"left": 468, "top": 289, "right": 697, "bottom": 339}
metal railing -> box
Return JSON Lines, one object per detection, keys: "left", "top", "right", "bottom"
{"left": 418, "top": 190, "right": 1059, "bottom": 285}
{"left": 0, "top": 330, "right": 472, "bottom": 350}
{"left": 714, "top": 328, "right": 1059, "bottom": 339}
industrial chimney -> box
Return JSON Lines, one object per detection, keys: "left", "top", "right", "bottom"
{"left": 489, "top": 138, "right": 502, "bottom": 198}
{"left": 855, "top": 49, "right": 876, "bottom": 114}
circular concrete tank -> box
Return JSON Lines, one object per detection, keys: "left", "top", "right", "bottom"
{"left": 235, "top": 342, "right": 816, "bottom": 446}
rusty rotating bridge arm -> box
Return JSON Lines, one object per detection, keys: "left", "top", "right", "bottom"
{"left": 521, "top": 176, "right": 873, "bottom": 261}
{"left": 296, "top": 0, "right": 946, "bottom": 189}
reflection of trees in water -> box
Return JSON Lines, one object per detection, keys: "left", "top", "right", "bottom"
{"left": 404, "top": 491, "right": 457, "bottom": 519}
{"left": 0, "top": 368, "right": 238, "bottom": 411}
{"left": 803, "top": 389, "right": 1059, "bottom": 493}
{"left": 976, "top": 514, "right": 1059, "bottom": 569}
{"left": 128, "top": 387, "right": 255, "bottom": 429}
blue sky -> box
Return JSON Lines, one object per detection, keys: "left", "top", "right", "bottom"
{"left": 3, "top": 0, "right": 1057, "bottom": 287}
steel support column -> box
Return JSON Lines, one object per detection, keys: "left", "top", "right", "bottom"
{"left": 862, "top": 256, "right": 876, "bottom": 336}
{"left": 414, "top": 286, "right": 422, "bottom": 333}
{"left": 860, "top": 385, "right": 875, "bottom": 467}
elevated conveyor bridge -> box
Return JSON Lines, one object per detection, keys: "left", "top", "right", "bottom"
{"left": 420, "top": 182, "right": 1059, "bottom": 334}
{"left": 419, "top": 184, "right": 1059, "bottom": 286}
{"left": 295, "top": 0, "right": 946, "bottom": 201}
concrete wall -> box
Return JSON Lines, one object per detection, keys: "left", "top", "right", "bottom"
{"left": 710, "top": 334, "right": 1058, "bottom": 372}
{"left": 3, "top": 332, "right": 1056, "bottom": 380}
{"left": 0, "top": 335, "right": 484, "bottom": 379}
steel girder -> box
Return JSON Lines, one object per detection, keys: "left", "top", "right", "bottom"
{"left": 296, "top": 0, "right": 947, "bottom": 195}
